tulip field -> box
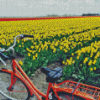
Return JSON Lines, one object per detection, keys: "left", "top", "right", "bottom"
{"left": 1, "top": 17, "right": 100, "bottom": 86}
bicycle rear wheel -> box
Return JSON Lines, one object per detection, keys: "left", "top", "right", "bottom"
{"left": 0, "top": 70, "right": 30, "bottom": 100}
{"left": 52, "top": 92, "right": 85, "bottom": 100}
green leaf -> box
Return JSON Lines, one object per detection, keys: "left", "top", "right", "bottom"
{"left": 72, "top": 74, "right": 78, "bottom": 79}
{"left": 79, "top": 78, "right": 84, "bottom": 82}
{"left": 45, "top": 59, "right": 49, "bottom": 63}
{"left": 16, "top": 48, "right": 19, "bottom": 52}
{"left": 31, "top": 74, "right": 35, "bottom": 77}
{"left": 77, "top": 68, "right": 82, "bottom": 75}
{"left": 22, "top": 49, "right": 26, "bottom": 52}
{"left": 78, "top": 75, "right": 84, "bottom": 80}
{"left": 92, "top": 74, "right": 100, "bottom": 77}
{"left": 27, "top": 71, "right": 31, "bottom": 75}
{"left": 43, "top": 60, "right": 49, "bottom": 67}
{"left": 41, "top": 57, "right": 46, "bottom": 61}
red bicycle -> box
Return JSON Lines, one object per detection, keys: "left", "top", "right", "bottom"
{"left": 0, "top": 34, "right": 100, "bottom": 100}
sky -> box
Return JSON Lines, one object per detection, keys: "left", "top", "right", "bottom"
{"left": 0, "top": 0, "right": 100, "bottom": 17}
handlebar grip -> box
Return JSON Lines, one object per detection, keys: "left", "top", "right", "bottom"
{"left": 23, "top": 34, "right": 34, "bottom": 38}
{"left": 0, "top": 52, "right": 9, "bottom": 60}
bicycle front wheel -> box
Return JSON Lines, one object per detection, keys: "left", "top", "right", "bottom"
{"left": 0, "top": 70, "right": 30, "bottom": 100}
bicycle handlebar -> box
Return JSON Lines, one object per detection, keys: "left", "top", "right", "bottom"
{"left": 0, "top": 34, "right": 34, "bottom": 66}
{"left": 6, "top": 34, "right": 34, "bottom": 53}
{"left": 23, "top": 34, "right": 34, "bottom": 38}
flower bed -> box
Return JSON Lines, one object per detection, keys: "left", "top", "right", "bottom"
{"left": 0, "top": 17, "right": 100, "bottom": 86}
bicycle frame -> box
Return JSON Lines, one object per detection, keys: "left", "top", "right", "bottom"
{"left": 0, "top": 59, "right": 65, "bottom": 100}
{"left": 1, "top": 59, "right": 100, "bottom": 100}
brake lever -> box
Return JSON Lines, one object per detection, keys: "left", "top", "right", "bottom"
{"left": 0, "top": 57, "right": 6, "bottom": 66}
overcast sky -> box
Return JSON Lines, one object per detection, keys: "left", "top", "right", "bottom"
{"left": 0, "top": 0, "right": 100, "bottom": 17}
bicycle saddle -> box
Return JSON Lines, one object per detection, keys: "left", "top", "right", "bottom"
{"left": 41, "top": 67, "right": 63, "bottom": 83}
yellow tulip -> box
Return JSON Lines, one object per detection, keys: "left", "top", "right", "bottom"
{"left": 90, "top": 68, "right": 93, "bottom": 71}
{"left": 68, "top": 61, "right": 72, "bottom": 65}
{"left": 94, "top": 67, "right": 96, "bottom": 70}
{"left": 19, "top": 45, "right": 21, "bottom": 47}
{"left": 77, "top": 56, "right": 79, "bottom": 60}
{"left": 19, "top": 60, "right": 23, "bottom": 66}
{"left": 28, "top": 53, "right": 31, "bottom": 57}
{"left": 71, "top": 53, "right": 74, "bottom": 56}
{"left": 35, "top": 53, "right": 37, "bottom": 57}
{"left": 33, "top": 56, "right": 35, "bottom": 60}
{"left": 72, "top": 60, "right": 75, "bottom": 64}
{"left": 88, "top": 60, "right": 92, "bottom": 66}
{"left": 31, "top": 46, "right": 34, "bottom": 49}
{"left": 93, "top": 60, "right": 96, "bottom": 65}
{"left": 65, "top": 62, "right": 68, "bottom": 65}
{"left": 62, "top": 61, "right": 65, "bottom": 64}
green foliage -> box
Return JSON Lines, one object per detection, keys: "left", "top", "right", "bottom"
{"left": 12, "top": 35, "right": 100, "bottom": 86}
{"left": 1, "top": 29, "right": 100, "bottom": 86}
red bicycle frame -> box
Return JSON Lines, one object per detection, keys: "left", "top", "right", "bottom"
{"left": 1, "top": 59, "right": 100, "bottom": 100}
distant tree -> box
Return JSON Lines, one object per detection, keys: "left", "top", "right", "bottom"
{"left": 82, "top": 13, "right": 99, "bottom": 16}
{"left": 46, "top": 14, "right": 59, "bottom": 17}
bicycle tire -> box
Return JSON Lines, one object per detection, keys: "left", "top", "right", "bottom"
{"left": 0, "top": 70, "right": 30, "bottom": 100}
{"left": 52, "top": 92, "right": 85, "bottom": 100}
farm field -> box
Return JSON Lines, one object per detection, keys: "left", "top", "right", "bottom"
{"left": 0, "top": 17, "right": 100, "bottom": 87}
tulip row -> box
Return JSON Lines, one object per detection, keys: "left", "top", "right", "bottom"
{"left": 0, "top": 17, "right": 100, "bottom": 86}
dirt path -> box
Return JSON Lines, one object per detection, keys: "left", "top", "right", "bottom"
{"left": 0, "top": 58, "right": 63, "bottom": 100}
